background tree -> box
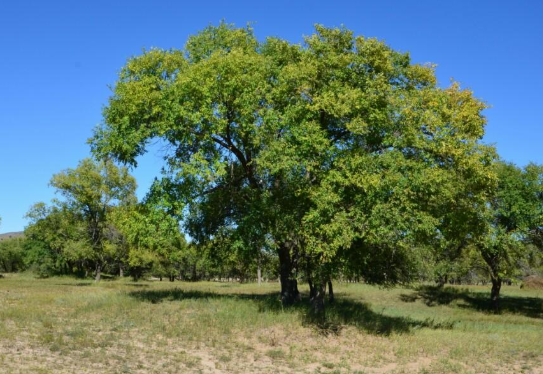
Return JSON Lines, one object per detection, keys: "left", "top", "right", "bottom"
{"left": 48, "top": 158, "right": 137, "bottom": 281}
{"left": 90, "top": 23, "right": 495, "bottom": 311}
{"left": 24, "top": 202, "right": 90, "bottom": 277}
{"left": 0, "top": 237, "right": 25, "bottom": 273}
{"left": 479, "top": 161, "right": 543, "bottom": 311}
{"left": 110, "top": 203, "right": 186, "bottom": 281}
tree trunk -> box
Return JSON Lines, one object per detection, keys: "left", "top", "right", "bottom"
{"left": 257, "top": 264, "right": 262, "bottom": 286}
{"left": 278, "top": 243, "right": 299, "bottom": 305}
{"left": 490, "top": 277, "right": 502, "bottom": 312}
{"left": 119, "top": 265, "right": 124, "bottom": 278}
{"left": 191, "top": 264, "right": 197, "bottom": 281}
{"left": 95, "top": 263, "right": 101, "bottom": 282}
{"left": 310, "top": 281, "right": 326, "bottom": 319}
{"left": 328, "top": 280, "right": 334, "bottom": 304}
{"left": 308, "top": 279, "right": 316, "bottom": 300}
{"left": 437, "top": 274, "right": 447, "bottom": 288}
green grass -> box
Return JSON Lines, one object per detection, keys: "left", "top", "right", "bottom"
{"left": 0, "top": 273, "right": 541, "bottom": 373}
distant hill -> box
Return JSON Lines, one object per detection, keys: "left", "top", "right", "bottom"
{"left": 0, "top": 231, "right": 24, "bottom": 241}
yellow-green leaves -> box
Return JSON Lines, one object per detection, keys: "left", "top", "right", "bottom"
{"left": 89, "top": 23, "right": 497, "bottom": 288}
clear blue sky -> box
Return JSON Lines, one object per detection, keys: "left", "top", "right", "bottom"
{"left": 1, "top": 0, "right": 542, "bottom": 233}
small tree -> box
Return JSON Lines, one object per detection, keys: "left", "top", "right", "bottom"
{"left": 25, "top": 203, "right": 90, "bottom": 277}
{"left": 0, "top": 238, "right": 25, "bottom": 273}
{"left": 110, "top": 203, "right": 185, "bottom": 281}
{"left": 479, "top": 162, "right": 543, "bottom": 311}
{"left": 49, "top": 158, "right": 136, "bottom": 281}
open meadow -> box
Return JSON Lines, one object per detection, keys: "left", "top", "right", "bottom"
{"left": 0, "top": 275, "right": 541, "bottom": 374}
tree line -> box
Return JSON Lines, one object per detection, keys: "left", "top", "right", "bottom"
{"left": 1, "top": 23, "right": 542, "bottom": 314}
{"left": 0, "top": 160, "right": 278, "bottom": 283}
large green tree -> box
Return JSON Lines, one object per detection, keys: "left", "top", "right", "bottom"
{"left": 90, "top": 23, "right": 495, "bottom": 308}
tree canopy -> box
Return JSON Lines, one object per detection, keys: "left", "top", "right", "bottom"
{"left": 478, "top": 162, "right": 543, "bottom": 309}
{"left": 89, "top": 22, "right": 497, "bottom": 310}
{"left": 33, "top": 158, "right": 137, "bottom": 280}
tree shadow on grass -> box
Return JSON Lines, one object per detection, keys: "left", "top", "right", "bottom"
{"left": 55, "top": 282, "right": 149, "bottom": 288}
{"left": 128, "top": 288, "right": 453, "bottom": 336}
{"left": 56, "top": 282, "right": 92, "bottom": 287}
{"left": 400, "top": 285, "right": 542, "bottom": 319}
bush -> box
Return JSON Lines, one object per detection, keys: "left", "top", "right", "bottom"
{"left": 0, "top": 238, "right": 25, "bottom": 273}
{"left": 521, "top": 275, "right": 543, "bottom": 290}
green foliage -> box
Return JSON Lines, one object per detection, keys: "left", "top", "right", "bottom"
{"left": 90, "top": 22, "right": 496, "bottom": 300}
{"left": 13, "top": 23, "right": 541, "bottom": 313}
{"left": 24, "top": 159, "right": 137, "bottom": 279}
{"left": 24, "top": 203, "right": 89, "bottom": 276}
{"left": 197, "top": 230, "right": 278, "bottom": 282}
{"left": 479, "top": 162, "right": 543, "bottom": 280}
{"left": 49, "top": 158, "right": 136, "bottom": 278}
{"left": 0, "top": 237, "right": 25, "bottom": 272}
{"left": 110, "top": 203, "right": 186, "bottom": 280}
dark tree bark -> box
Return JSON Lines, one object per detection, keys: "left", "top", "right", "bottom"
{"left": 327, "top": 280, "right": 334, "bottom": 304}
{"left": 482, "top": 252, "right": 503, "bottom": 313}
{"left": 308, "top": 279, "right": 316, "bottom": 300}
{"left": 437, "top": 274, "right": 448, "bottom": 288}
{"left": 191, "top": 264, "right": 197, "bottom": 281}
{"left": 305, "top": 255, "right": 317, "bottom": 300}
{"left": 278, "top": 243, "right": 300, "bottom": 305}
{"left": 490, "top": 277, "right": 502, "bottom": 312}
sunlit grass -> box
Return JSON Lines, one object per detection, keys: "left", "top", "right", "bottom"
{"left": 0, "top": 274, "right": 541, "bottom": 373}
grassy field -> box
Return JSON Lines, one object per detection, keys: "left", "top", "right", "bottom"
{"left": 0, "top": 274, "right": 541, "bottom": 374}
